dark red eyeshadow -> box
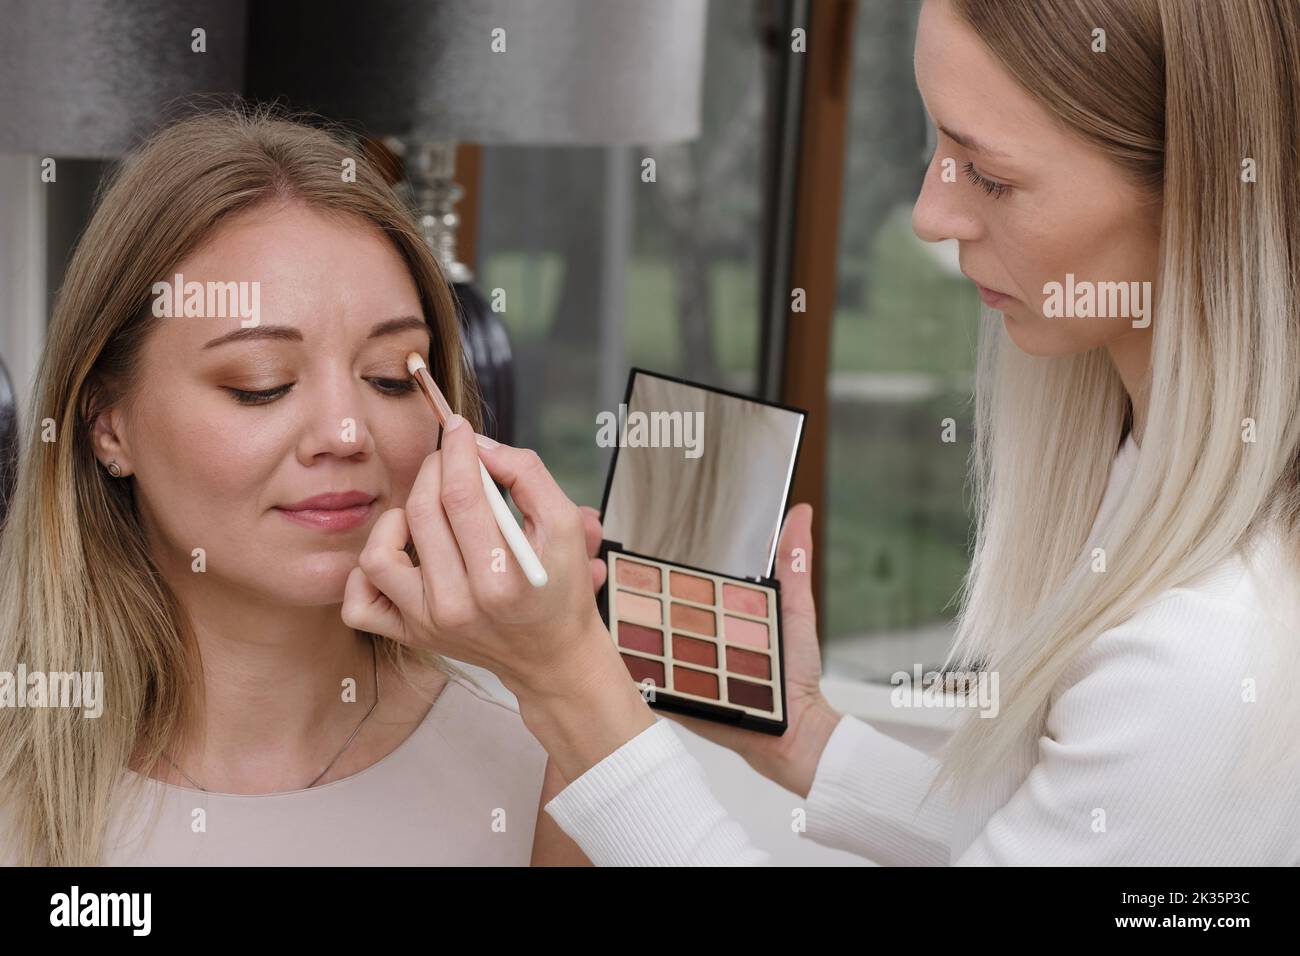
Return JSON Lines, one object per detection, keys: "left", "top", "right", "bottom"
{"left": 727, "top": 677, "right": 773, "bottom": 712}
{"left": 621, "top": 654, "right": 664, "bottom": 688}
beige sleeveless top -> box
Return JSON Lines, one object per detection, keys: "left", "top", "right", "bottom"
{"left": 94, "top": 675, "right": 549, "bottom": 865}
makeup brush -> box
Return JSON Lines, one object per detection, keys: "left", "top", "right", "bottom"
{"left": 405, "top": 353, "right": 548, "bottom": 588}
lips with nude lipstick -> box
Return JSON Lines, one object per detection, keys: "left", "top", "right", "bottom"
{"left": 975, "top": 284, "right": 1012, "bottom": 308}
{"left": 963, "top": 271, "right": 1013, "bottom": 308}
{"left": 274, "top": 491, "right": 377, "bottom": 531}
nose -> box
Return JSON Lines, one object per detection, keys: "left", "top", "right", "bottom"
{"left": 293, "top": 371, "right": 375, "bottom": 466}
{"left": 911, "top": 152, "right": 982, "bottom": 245}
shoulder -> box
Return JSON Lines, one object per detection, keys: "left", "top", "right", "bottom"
{"left": 1059, "top": 530, "right": 1289, "bottom": 702}
{"left": 1038, "top": 535, "right": 1300, "bottom": 861}
{"left": 1049, "top": 574, "right": 1266, "bottom": 762}
{"left": 433, "top": 661, "right": 548, "bottom": 761}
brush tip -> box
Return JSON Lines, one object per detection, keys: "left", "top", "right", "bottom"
{"left": 406, "top": 352, "right": 427, "bottom": 376}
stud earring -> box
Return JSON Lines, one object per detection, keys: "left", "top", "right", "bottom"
{"left": 106, "top": 460, "right": 122, "bottom": 478}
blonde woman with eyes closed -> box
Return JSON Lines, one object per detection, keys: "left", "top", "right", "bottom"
{"left": 347, "top": 0, "right": 1300, "bottom": 865}
{"left": 0, "top": 105, "right": 605, "bottom": 866}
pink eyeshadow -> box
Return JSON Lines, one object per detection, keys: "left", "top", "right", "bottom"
{"left": 724, "top": 615, "right": 769, "bottom": 649}
{"left": 670, "top": 602, "right": 716, "bottom": 636}
{"left": 618, "top": 592, "right": 662, "bottom": 626}
{"left": 669, "top": 570, "right": 714, "bottom": 604}
{"left": 722, "top": 583, "right": 768, "bottom": 617}
{"left": 615, "top": 557, "right": 661, "bottom": 592}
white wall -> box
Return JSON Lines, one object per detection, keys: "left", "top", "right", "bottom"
{"left": 0, "top": 153, "right": 46, "bottom": 420}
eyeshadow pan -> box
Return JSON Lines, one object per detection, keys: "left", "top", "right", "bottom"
{"left": 619, "top": 591, "right": 663, "bottom": 627}
{"left": 671, "top": 602, "right": 716, "bottom": 636}
{"left": 723, "top": 583, "right": 768, "bottom": 617}
{"left": 672, "top": 634, "right": 717, "bottom": 668}
{"left": 724, "top": 614, "right": 769, "bottom": 649}
{"left": 669, "top": 570, "right": 714, "bottom": 604}
{"left": 616, "top": 557, "right": 661, "bottom": 592}
{"left": 621, "top": 654, "right": 664, "bottom": 688}
{"left": 674, "top": 666, "right": 719, "bottom": 700}
{"left": 728, "top": 677, "right": 773, "bottom": 712}
{"left": 726, "top": 646, "right": 771, "bottom": 679}
{"left": 618, "top": 622, "right": 663, "bottom": 655}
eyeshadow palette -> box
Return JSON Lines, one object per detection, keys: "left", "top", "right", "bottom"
{"left": 596, "top": 368, "right": 806, "bottom": 736}
{"left": 604, "top": 548, "right": 785, "bottom": 727}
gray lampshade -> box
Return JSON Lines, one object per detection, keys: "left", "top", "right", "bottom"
{"left": 0, "top": 0, "right": 247, "bottom": 158}
{"left": 247, "top": 0, "right": 707, "bottom": 145}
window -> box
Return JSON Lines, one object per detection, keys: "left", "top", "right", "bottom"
{"left": 473, "top": 0, "right": 778, "bottom": 510}
{"left": 821, "top": 1, "right": 981, "bottom": 682}
{"left": 472, "top": 0, "right": 980, "bottom": 690}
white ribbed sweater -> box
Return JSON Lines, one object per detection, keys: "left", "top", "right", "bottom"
{"left": 545, "top": 435, "right": 1300, "bottom": 865}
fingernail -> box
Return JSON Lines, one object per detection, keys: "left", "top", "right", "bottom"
{"left": 474, "top": 433, "right": 499, "bottom": 449}
{"left": 445, "top": 413, "right": 464, "bottom": 433}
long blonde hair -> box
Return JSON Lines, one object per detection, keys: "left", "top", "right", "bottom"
{"left": 0, "top": 103, "right": 482, "bottom": 865}
{"left": 936, "top": 0, "right": 1300, "bottom": 798}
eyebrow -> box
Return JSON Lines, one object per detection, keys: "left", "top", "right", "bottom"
{"left": 937, "top": 124, "right": 1011, "bottom": 159}
{"left": 201, "top": 315, "right": 431, "bottom": 350}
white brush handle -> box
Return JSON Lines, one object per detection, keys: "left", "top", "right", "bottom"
{"left": 479, "top": 460, "right": 548, "bottom": 588}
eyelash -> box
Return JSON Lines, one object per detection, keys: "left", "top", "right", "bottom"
{"left": 225, "top": 378, "right": 416, "bottom": 406}
{"left": 962, "top": 160, "right": 1012, "bottom": 199}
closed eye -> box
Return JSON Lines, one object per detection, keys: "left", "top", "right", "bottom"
{"left": 223, "top": 377, "right": 418, "bottom": 407}
{"left": 225, "top": 384, "right": 293, "bottom": 406}
{"left": 369, "top": 377, "right": 417, "bottom": 396}
{"left": 962, "top": 160, "right": 1012, "bottom": 199}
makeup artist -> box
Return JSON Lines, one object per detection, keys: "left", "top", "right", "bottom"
{"left": 345, "top": 396, "right": 1296, "bottom": 868}
{"left": 347, "top": 0, "right": 1300, "bottom": 866}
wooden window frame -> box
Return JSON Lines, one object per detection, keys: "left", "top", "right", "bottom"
{"left": 778, "top": 0, "right": 857, "bottom": 631}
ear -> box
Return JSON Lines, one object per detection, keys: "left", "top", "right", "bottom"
{"left": 89, "top": 401, "right": 133, "bottom": 478}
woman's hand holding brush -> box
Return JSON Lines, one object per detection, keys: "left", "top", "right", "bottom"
{"left": 343, "top": 411, "right": 655, "bottom": 783}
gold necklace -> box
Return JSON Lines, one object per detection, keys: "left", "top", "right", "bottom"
{"left": 163, "top": 638, "right": 379, "bottom": 792}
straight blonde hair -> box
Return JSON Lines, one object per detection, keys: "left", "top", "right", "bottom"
{"left": 0, "top": 103, "right": 483, "bottom": 865}
{"left": 935, "top": 0, "right": 1300, "bottom": 799}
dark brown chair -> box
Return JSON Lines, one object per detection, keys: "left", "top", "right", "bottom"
{"left": 0, "top": 355, "right": 17, "bottom": 531}
{"left": 455, "top": 283, "right": 515, "bottom": 446}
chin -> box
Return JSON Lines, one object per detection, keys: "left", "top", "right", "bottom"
{"left": 274, "top": 553, "right": 360, "bottom": 604}
{"left": 1000, "top": 311, "right": 1089, "bottom": 358}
